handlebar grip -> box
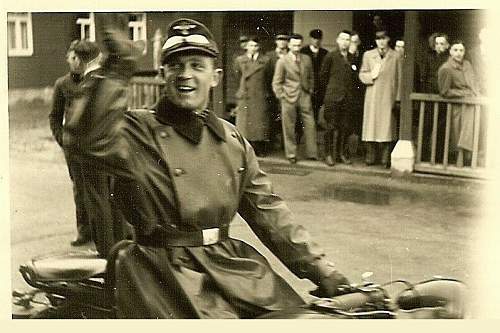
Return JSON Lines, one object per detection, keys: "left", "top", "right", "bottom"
{"left": 315, "top": 292, "right": 370, "bottom": 311}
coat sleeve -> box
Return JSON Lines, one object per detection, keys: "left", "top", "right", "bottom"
{"left": 359, "top": 52, "right": 374, "bottom": 85}
{"left": 237, "top": 137, "right": 336, "bottom": 283}
{"left": 272, "top": 58, "right": 285, "bottom": 99}
{"left": 49, "top": 78, "right": 65, "bottom": 147}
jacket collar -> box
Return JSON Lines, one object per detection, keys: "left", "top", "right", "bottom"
{"left": 154, "top": 97, "right": 226, "bottom": 144}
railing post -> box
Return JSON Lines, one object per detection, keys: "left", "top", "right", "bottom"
{"left": 391, "top": 11, "right": 418, "bottom": 176}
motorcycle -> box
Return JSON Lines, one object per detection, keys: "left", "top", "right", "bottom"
{"left": 12, "top": 240, "right": 467, "bottom": 319}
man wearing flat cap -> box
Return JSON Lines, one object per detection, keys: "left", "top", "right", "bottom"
{"left": 63, "top": 16, "right": 349, "bottom": 318}
{"left": 301, "top": 29, "right": 328, "bottom": 124}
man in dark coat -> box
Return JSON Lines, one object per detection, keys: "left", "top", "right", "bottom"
{"left": 49, "top": 40, "right": 98, "bottom": 246}
{"left": 419, "top": 33, "right": 450, "bottom": 162}
{"left": 64, "top": 16, "right": 350, "bottom": 319}
{"left": 300, "top": 29, "right": 328, "bottom": 124}
{"left": 318, "top": 30, "right": 356, "bottom": 166}
{"left": 265, "top": 33, "right": 289, "bottom": 151}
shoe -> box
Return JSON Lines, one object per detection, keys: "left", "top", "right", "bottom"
{"left": 70, "top": 234, "right": 91, "bottom": 246}
{"left": 325, "top": 155, "right": 335, "bottom": 166}
{"left": 288, "top": 157, "right": 297, "bottom": 164}
{"left": 340, "top": 154, "right": 352, "bottom": 165}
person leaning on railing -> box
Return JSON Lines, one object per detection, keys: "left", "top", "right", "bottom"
{"left": 437, "top": 40, "right": 480, "bottom": 167}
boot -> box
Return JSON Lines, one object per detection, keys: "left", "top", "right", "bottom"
{"left": 339, "top": 131, "right": 352, "bottom": 165}
{"left": 365, "top": 142, "right": 376, "bottom": 165}
{"left": 324, "top": 131, "right": 335, "bottom": 166}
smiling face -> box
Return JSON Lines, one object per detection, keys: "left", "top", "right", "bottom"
{"left": 163, "top": 54, "right": 222, "bottom": 111}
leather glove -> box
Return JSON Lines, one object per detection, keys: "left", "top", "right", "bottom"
{"left": 311, "top": 270, "right": 351, "bottom": 298}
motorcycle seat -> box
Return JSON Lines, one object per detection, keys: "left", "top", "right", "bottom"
{"left": 20, "top": 251, "right": 107, "bottom": 282}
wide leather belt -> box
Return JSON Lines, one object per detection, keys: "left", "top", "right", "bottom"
{"left": 136, "top": 225, "right": 230, "bottom": 247}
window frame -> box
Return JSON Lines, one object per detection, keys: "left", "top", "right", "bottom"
{"left": 128, "top": 13, "right": 147, "bottom": 54}
{"left": 7, "top": 12, "right": 34, "bottom": 57}
{"left": 76, "top": 12, "right": 96, "bottom": 42}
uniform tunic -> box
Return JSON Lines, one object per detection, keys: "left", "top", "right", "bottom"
{"left": 64, "top": 70, "right": 329, "bottom": 318}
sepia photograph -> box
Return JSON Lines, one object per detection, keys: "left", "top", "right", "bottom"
{"left": 4, "top": 1, "right": 498, "bottom": 321}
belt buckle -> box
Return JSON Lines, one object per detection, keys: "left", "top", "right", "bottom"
{"left": 202, "top": 228, "right": 220, "bottom": 245}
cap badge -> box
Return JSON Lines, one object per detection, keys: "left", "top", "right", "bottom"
{"left": 173, "top": 24, "right": 197, "bottom": 35}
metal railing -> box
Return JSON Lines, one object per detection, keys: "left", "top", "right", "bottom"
{"left": 411, "top": 93, "right": 490, "bottom": 179}
{"left": 128, "top": 76, "right": 165, "bottom": 110}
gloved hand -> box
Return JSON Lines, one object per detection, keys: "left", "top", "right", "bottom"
{"left": 311, "top": 270, "right": 351, "bottom": 298}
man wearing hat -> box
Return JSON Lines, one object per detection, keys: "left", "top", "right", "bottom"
{"left": 64, "top": 16, "right": 350, "bottom": 318}
{"left": 359, "top": 27, "right": 402, "bottom": 167}
{"left": 301, "top": 29, "right": 328, "bottom": 124}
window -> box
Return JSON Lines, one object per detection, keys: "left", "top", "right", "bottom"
{"left": 7, "top": 12, "right": 33, "bottom": 57}
{"left": 128, "top": 13, "right": 147, "bottom": 53}
{"left": 76, "top": 12, "right": 96, "bottom": 41}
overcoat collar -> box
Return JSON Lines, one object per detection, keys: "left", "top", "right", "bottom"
{"left": 154, "top": 97, "right": 226, "bottom": 144}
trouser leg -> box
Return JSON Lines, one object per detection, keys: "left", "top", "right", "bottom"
{"left": 365, "top": 142, "right": 376, "bottom": 165}
{"left": 65, "top": 153, "right": 91, "bottom": 238}
{"left": 299, "top": 93, "right": 318, "bottom": 159}
{"left": 281, "top": 99, "right": 298, "bottom": 159}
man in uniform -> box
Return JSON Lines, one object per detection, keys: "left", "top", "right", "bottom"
{"left": 64, "top": 16, "right": 349, "bottom": 319}
{"left": 49, "top": 39, "right": 100, "bottom": 246}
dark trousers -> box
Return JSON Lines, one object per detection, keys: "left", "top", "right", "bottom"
{"left": 64, "top": 152, "right": 91, "bottom": 238}
{"left": 323, "top": 98, "right": 352, "bottom": 159}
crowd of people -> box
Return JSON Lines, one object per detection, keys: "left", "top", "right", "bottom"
{"left": 231, "top": 24, "right": 488, "bottom": 168}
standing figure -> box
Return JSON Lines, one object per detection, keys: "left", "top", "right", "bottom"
{"left": 234, "top": 36, "right": 271, "bottom": 156}
{"left": 359, "top": 28, "right": 402, "bottom": 167}
{"left": 318, "top": 30, "right": 356, "bottom": 166}
{"left": 272, "top": 33, "right": 318, "bottom": 164}
{"left": 419, "top": 33, "right": 450, "bottom": 162}
{"left": 49, "top": 40, "right": 98, "bottom": 246}
{"left": 300, "top": 29, "right": 329, "bottom": 123}
{"left": 265, "top": 32, "right": 289, "bottom": 151}
{"left": 438, "top": 40, "right": 479, "bottom": 167}
{"left": 347, "top": 31, "right": 365, "bottom": 157}
{"left": 64, "top": 16, "right": 350, "bottom": 319}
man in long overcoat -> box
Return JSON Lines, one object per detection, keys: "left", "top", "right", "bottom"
{"left": 234, "top": 36, "right": 271, "bottom": 156}
{"left": 438, "top": 40, "right": 480, "bottom": 167}
{"left": 64, "top": 16, "right": 349, "bottom": 319}
{"left": 359, "top": 28, "right": 402, "bottom": 166}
